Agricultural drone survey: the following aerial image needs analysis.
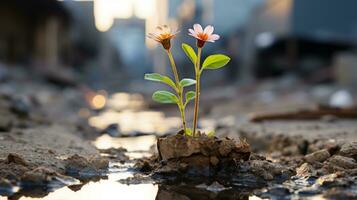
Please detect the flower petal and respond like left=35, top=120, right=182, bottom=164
left=189, top=33, right=200, bottom=40
left=193, top=24, right=203, bottom=33
left=188, top=29, right=197, bottom=37
left=208, top=34, right=220, bottom=41
left=204, top=25, right=214, bottom=35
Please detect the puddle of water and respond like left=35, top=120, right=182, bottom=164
left=94, top=134, right=156, bottom=152
left=17, top=183, right=158, bottom=200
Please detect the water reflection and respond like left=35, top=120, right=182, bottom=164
left=88, top=92, right=180, bottom=135
left=18, top=183, right=158, bottom=200
left=89, top=110, right=180, bottom=135
left=94, top=134, right=156, bottom=152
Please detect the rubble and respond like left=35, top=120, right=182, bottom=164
left=21, top=167, right=78, bottom=187
left=5, top=153, right=28, bottom=166
left=327, top=155, right=357, bottom=169
left=157, top=133, right=251, bottom=162
left=64, top=154, right=109, bottom=178
left=339, top=142, right=357, bottom=160
left=305, top=149, right=330, bottom=163
left=249, top=160, right=287, bottom=181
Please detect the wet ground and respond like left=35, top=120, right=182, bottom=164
left=0, top=68, right=357, bottom=199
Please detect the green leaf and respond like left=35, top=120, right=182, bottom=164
left=207, top=130, right=215, bottom=137
left=179, top=78, right=196, bottom=88
left=144, top=73, right=177, bottom=91
left=182, top=43, right=197, bottom=64
left=185, top=91, right=196, bottom=103
left=152, top=91, right=178, bottom=104
left=185, top=128, right=193, bottom=136
left=202, top=54, right=230, bottom=70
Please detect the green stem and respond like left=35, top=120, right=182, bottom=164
left=192, top=48, right=202, bottom=137
left=166, top=50, right=187, bottom=133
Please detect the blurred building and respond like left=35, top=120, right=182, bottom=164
left=241, top=0, right=357, bottom=84
left=0, top=0, right=70, bottom=69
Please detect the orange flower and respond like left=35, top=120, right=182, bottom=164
left=188, top=24, right=220, bottom=48
left=147, top=25, right=179, bottom=50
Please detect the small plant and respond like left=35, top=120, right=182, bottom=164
left=146, top=25, right=196, bottom=135
left=146, top=24, right=230, bottom=137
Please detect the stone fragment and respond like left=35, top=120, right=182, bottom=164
left=5, top=153, right=28, bottom=166
left=89, top=156, right=109, bottom=170
left=21, top=167, right=78, bottom=186
left=339, top=142, right=357, bottom=160
left=305, top=149, right=330, bottom=163
left=328, top=155, right=357, bottom=169
left=64, top=154, right=109, bottom=176
left=210, top=156, right=219, bottom=166
left=249, top=160, right=285, bottom=181
left=296, top=163, right=316, bottom=177
left=218, top=138, right=236, bottom=156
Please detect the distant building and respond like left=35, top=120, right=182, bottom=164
left=241, top=0, right=357, bottom=83
left=0, top=0, right=70, bottom=69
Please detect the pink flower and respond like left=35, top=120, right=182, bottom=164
left=188, top=24, right=220, bottom=47
left=147, top=25, right=179, bottom=50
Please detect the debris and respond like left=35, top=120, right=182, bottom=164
left=339, top=142, right=357, bottom=160
left=327, top=155, right=357, bottom=169
left=157, top=134, right=250, bottom=162
left=64, top=154, right=109, bottom=178
left=296, top=163, right=316, bottom=178
left=5, top=153, right=28, bottom=166
left=21, top=167, right=78, bottom=187
left=305, top=149, right=330, bottom=163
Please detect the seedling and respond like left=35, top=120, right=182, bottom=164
left=146, top=25, right=196, bottom=135
left=184, top=24, right=230, bottom=136
left=146, top=24, right=230, bottom=137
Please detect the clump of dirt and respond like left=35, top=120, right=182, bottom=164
left=21, top=167, right=78, bottom=187
left=133, top=132, right=293, bottom=188
left=0, top=153, right=33, bottom=182
left=64, top=154, right=109, bottom=180
left=156, top=132, right=250, bottom=175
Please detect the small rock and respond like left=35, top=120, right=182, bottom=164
left=210, top=156, right=219, bottom=166
left=5, top=153, right=28, bottom=166
left=339, top=142, right=357, bottom=160
left=316, top=173, right=349, bottom=188
left=64, top=154, right=109, bottom=176
left=218, top=138, right=236, bottom=156
left=296, top=163, right=316, bottom=177
left=305, top=149, right=330, bottom=163
left=21, top=167, right=78, bottom=186
left=328, top=155, right=357, bottom=169
left=21, top=167, right=56, bottom=184
left=250, top=160, right=285, bottom=181
left=89, top=156, right=109, bottom=170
